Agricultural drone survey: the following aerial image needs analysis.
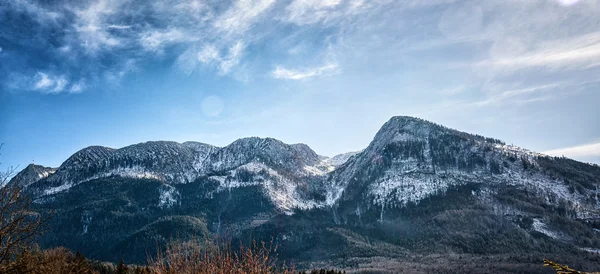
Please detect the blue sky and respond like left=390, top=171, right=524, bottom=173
left=1, top=0, right=600, bottom=172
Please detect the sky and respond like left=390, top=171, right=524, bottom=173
left=1, top=0, right=600, bottom=172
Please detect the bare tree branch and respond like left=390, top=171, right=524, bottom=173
left=0, top=145, right=44, bottom=266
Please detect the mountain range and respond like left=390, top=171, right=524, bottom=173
left=10, top=116, right=600, bottom=272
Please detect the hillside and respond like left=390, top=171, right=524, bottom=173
left=13, top=116, right=600, bottom=272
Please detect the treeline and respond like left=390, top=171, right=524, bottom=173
left=1, top=241, right=346, bottom=274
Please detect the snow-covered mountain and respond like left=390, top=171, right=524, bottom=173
left=328, top=116, right=600, bottom=223
left=8, top=164, right=56, bottom=188
left=25, top=137, right=355, bottom=212
left=22, top=116, right=600, bottom=217
left=18, top=116, right=600, bottom=266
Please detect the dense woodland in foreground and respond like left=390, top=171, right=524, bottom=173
left=0, top=178, right=596, bottom=273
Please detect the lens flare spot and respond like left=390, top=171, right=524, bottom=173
left=201, top=95, right=224, bottom=117
left=556, top=0, right=580, bottom=6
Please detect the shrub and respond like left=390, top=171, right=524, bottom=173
left=149, top=239, right=295, bottom=274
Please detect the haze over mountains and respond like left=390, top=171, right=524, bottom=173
left=10, top=116, right=600, bottom=271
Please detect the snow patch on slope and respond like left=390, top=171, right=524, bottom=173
left=44, top=183, right=73, bottom=196
left=210, top=162, right=323, bottom=214
left=369, top=173, right=453, bottom=206
left=159, top=184, right=179, bottom=208
left=532, top=218, right=570, bottom=240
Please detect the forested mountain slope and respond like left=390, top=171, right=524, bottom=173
left=12, top=116, right=600, bottom=272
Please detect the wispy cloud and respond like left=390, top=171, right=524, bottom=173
left=479, top=32, right=600, bottom=72
left=272, top=63, right=339, bottom=80
left=195, top=41, right=246, bottom=75
left=72, top=0, right=126, bottom=53
left=283, top=0, right=342, bottom=25
left=69, top=80, right=85, bottom=93
left=140, top=29, right=194, bottom=52
left=6, top=0, right=63, bottom=24
left=3, top=0, right=600, bottom=97
left=105, top=59, right=137, bottom=84
left=33, top=72, right=54, bottom=90
left=52, top=76, right=68, bottom=93
left=214, top=0, right=275, bottom=34
left=544, top=141, right=600, bottom=158
left=473, top=84, right=560, bottom=106
left=32, top=72, right=71, bottom=94
left=107, top=24, right=131, bottom=30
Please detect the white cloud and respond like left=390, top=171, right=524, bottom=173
left=439, top=85, right=469, bottom=95
left=107, top=24, right=131, bottom=30
left=73, top=0, right=125, bottom=53
left=284, top=0, right=342, bottom=25
left=556, top=0, right=581, bottom=6
left=105, top=59, right=137, bottom=83
left=33, top=72, right=53, bottom=89
left=7, top=0, right=62, bottom=24
left=219, top=41, right=245, bottom=74
left=544, top=142, right=600, bottom=158
left=32, top=72, right=71, bottom=93
left=198, top=45, right=220, bottom=64
left=214, top=0, right=275, bottom=33
left=196, top=41, right=246, bottom=75
left=69, top=80, right=85, bottom=93
left=477, top=32, right=600, bottom=72
left=151, top=0, right=213, bottom=28
left=473, top=83, right=560, bottom=106
left=140, top=29, right=193, bottom=52
left=52, top=76, right=68, bottom=93
left=272, top=63, right=339, bottom=80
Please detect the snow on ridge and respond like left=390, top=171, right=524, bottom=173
left=369, top=173, right=453, bottom=207
left=44, top=183, right=73, bottom=196
left=309, top=151, right=361, bottom=176
left=41, top=166, right=169, bottom=196
left=99, top=166, right=164, bottom=181
left=494, top=144, right=545, bottom=158
left=580, top=247, right=600, bottom=254
left=326, top=184, right=345, bottom=206
left=303, top=164, right=328, bottom=176
left=532, top=218, right=570, bottom=240
left=159, top=184, right=179, bottom=208
left=210, top=162, right=324, bottom=214
left=324, top=151, right=361, bottom=167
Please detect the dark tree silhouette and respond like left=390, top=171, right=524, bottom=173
left=0, top=144, right=44, bottom=266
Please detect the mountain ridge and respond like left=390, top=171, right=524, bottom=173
left=11, top=116, right=600, bottom=270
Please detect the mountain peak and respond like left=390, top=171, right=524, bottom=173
left=7, top=163, right=56, bottom=188
left=59, top=146, right=115, bottom=168
left=380, top=116, right=439, bottom=134
left=388, top=115, right=427, bottom=122
left=290, top=143, right=321, bottom=161
left=378, top=116, right=505, bottom=145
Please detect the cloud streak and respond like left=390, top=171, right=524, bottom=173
left=479, top=32, right=600, bottom=72
left=2, top=0, right=600, bottom=99
left=214, top=0, right=275, bottom=34
left=195, top=41, right=246, bottom=75
left=544, top=142, right=600, bottom=158
left=32, top=72, right=80, bottom=94
left=140, top=29, right=194, bottom=52
left=272, top=63, right=340, bottom=80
